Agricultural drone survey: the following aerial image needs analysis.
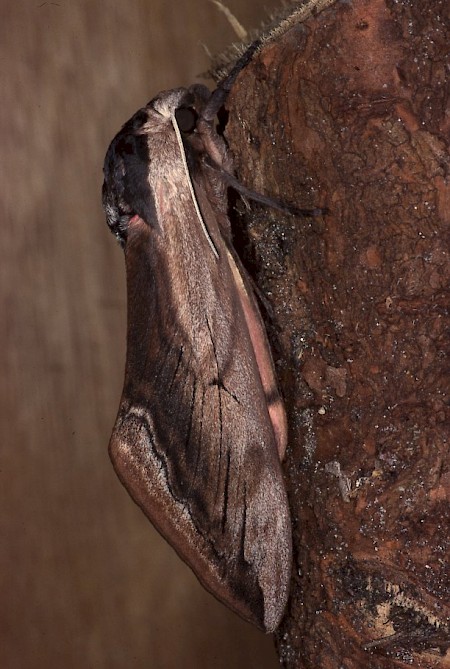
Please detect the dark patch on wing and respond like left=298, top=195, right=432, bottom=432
left=209, top=378, right=240, bottom=404
left=265, top=387, right=282, bottom=407
left=221, top=450, right=231, bottom=533
left=168, top=345, right=184, bottom=392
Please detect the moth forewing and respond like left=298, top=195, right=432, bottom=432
left=103, top=53, right=292, bottom=632
left=111, top=206, right=292, bottom=632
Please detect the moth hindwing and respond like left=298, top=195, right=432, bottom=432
left=102, top=43, right=292, bottom=633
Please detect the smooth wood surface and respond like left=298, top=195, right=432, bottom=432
left=0, top=1, right=281, bottom=667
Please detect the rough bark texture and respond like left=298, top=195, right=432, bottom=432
left=225, top=0, right=449, bottom=667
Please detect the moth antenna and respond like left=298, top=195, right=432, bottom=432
left=171, top=114, right=219, bottom=258
left=201, top=39, right=261, bottom=122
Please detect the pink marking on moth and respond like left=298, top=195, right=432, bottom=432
left=226, top=249, right=288, bottom=460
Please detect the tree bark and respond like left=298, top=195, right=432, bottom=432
left=224, top=0, right=449, bottom=666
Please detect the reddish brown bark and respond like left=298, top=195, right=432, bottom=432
left=225, top=0, right=449, bottom=667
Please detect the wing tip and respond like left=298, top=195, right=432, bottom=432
left=107, top=413, right=292, bottom=634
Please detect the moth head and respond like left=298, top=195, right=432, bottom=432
left=150, top=85, right=209, bottom=128
left=102, top=85, right=212, bottom=246
left=102, top=107, right=157, bottom=246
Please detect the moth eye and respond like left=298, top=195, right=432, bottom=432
left=132, top=109, right=148, bottom=128
left=175, top=106, right=198, bottom=134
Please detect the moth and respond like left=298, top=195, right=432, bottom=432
left=102, top=42, right=316, bottom=632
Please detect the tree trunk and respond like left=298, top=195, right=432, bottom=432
left=224, top=0, right=449, bottom=666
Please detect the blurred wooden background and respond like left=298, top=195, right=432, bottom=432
left=0, top=1, right=282, bottom=667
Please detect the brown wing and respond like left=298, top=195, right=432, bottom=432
left=110, top=210, right=292, bottom=632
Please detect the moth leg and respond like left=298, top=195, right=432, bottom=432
left=204, top=157, right=329, bottom=217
